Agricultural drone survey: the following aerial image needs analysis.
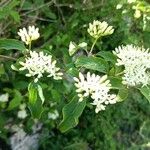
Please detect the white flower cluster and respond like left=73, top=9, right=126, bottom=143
left=114, top=45, right=150, bottom=86
left=74, top=72, right=117, bottom=113
left=87, top=20, right=114, bottom=39
left=19, top=51, right=63, bottom=82
left=18, top=26, right=40, bottom=45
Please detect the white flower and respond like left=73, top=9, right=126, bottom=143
left=74, top=72, right=117, bottom=113
left=19, top=51, right=63, bottom=82
left=122, top=65, right=150, bottom=86
left=114, top=45, right=149, bottom=67
left=122, top=9, right=128, bottom=14
left=134, top=9, right=141, bottom=18
left=92, top=94, right=116, bottom=113
left=0, top=93, right=9, bottom=102
left=48, top=110, right=59, bottom=120
left=114, top=45, right=150, bottom=86
left=87, top=20, right=114, bottom=39
left=128, top=0, right=136, bottom=4
left=116, top=4, right=123, bottom=10
left=18, top=26, right=40, bottom=45
left=17, top=104, right=27, bottom=119
left=17, top=110, right=27, bottom=119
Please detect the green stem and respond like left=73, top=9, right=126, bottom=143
left=116, top=71, right=124, bottom=76
left=29, top=42, right=32, bottom=51
left=89, top=38, right=98, bottom=56
left=83, top=48, right=88, bottom=55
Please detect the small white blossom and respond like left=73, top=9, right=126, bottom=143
left=0, top=93, right=9, bottom=102
left=134, top=9, right=141, bottom=18
left=116, top=4, right=123, bottom=10
left=18, top=26, right=40, bottom=45
left=74, top=72, right=117, bottom=113
left=19, top=51, right=63, bottom=82
left=92, top=94, right=117, bottom=113
left=48, top=110, right=59, bottom=120
left=122, top=9, right=128, bottom=14
left=114, top=45, right=150, bottom=86
left=17, top=104, right=27, bottom=119
left=128, top=0, right=136, bottom=4
left=17, top=110, right=27, bottom=119
left=87, top=20, right=114, bottom=39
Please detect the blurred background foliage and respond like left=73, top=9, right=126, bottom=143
left=0, top=0, right=150, bottom=149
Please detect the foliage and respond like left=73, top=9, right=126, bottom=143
left=0, top=0, right=150, bottom=149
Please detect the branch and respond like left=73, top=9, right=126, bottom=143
left=0, top=55, right=17, bottom=61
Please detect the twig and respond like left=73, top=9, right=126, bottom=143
left=19, top=0, right=26, bottom=12
left=53, top=0, right=66, bottom=25
left=116, top=71, right=124, bottom=76
left=0, top=55, right=17, bottom=61
left=0, top=21, right=12, bottom=36
left=88, top=38, right=98, bottom=56
left=27, top=15, right=55, bottom=22
left=0, top=0, right=11, bottom=7
left=21, top=0, right=53, bottom=16
left=56, top=3, right=102, bottom=11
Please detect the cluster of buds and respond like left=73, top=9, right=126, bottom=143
left=87, top=20, right=114, bottom=39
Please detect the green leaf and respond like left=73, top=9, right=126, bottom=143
left=59, top=96, right=86, bottom=133
left=13, top=81, right=28, bottom=90
left=67, top=67, right=79, bottom=77
left=51, top=89, right=61, bottom=102
left=7, top=0, right=20, bottom=9
left=75, top=56, right=108, bottom=73
left=96, top=51, right=117, bottom=64
left=139, top=86, right=150, bottom=103
left=64, top=142, right=88, bottom=150
left=0, top=0, right=20, bottom=20
left=7, top=90, right=22, bottom=110
left=0, top=39, right=26, bottom=51
left=37, top=85, right=45, bottom=104
left=10, top=10, right=20, bottom=23
left=140, top=120, right=150, bottom=139
left=69, top=41, right=78, bottom=56
left=108, top=76, right=128, bottom=102
left=0, top=113, right=7, bottom=129
left=28, top=82, right=38, bottom=104
left=108, top=76, right=124, bottom=89
left=28, top=99, right=44, bottom=119
left=116, top=88, right=128, bottom=102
